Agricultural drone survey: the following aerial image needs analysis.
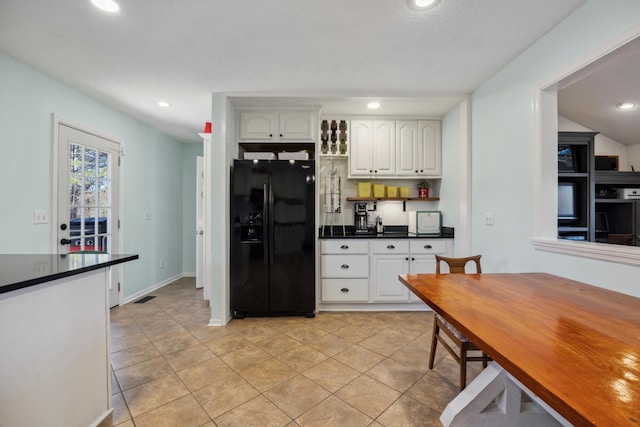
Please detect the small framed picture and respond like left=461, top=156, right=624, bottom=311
left=558, top=145, right=576, bottom=172
left=416, top=211, right=441, bottom=235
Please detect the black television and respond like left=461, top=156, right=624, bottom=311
left=558, top=182, right=577, bottom=222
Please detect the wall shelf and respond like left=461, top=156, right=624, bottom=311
left=346, top=197, right=440, bottom=202
left=346, top=196, right=439, bottom=212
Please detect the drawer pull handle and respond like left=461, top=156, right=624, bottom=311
left=387, top=244, right=395, bottom=249
left=424, top=245, right=432, bottom=249
left=340, top=245, right=349, bottom=249
left=341, top=288, right=349, bottom=293
left=341, top=264, right=349, bottom=269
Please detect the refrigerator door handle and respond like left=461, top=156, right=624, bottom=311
left=263, top=184, right=268, bottom=265
left=269, top=184, right=275, bottom=265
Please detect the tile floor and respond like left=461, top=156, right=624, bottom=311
left=108, top=277, right=483, bottom=427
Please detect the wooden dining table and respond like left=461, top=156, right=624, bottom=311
left=399, top=272, right=640, bottom=427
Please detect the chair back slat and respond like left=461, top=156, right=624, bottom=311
left=435, top=255, right=482, bottom=274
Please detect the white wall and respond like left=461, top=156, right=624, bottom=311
left=0, top=52, right=199, bottom=299
left=470, top=0, right=640, bottom=295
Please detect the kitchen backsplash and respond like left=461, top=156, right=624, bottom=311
left=318, top=157, right=441, bottom=227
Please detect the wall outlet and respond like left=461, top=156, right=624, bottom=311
left=484, top=211, right=494, bottom=226
left=34, top=210, right=48, bottom=224
left=160, top=258, right=165, bottom=269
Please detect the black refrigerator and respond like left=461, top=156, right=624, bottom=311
left=230, top=159, right=316, bottom=318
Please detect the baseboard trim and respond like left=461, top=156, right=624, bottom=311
left=208, top=318, right=223, bottom=326
left=122, top=273, right=185, bottom=305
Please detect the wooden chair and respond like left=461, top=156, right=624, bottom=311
left=607, top=233, right=635, bottom=246
left=429, top=255, right=492, bottom=390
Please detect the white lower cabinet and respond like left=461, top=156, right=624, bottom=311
left=372, top=255, right=410, bottom=302
left=320, top=240, right=370, bottom=303
left=320, top=238, right=451, bottom=306
left=322, top=279, right=369, bottom=302
left=371, top=240, right=410, bottom=302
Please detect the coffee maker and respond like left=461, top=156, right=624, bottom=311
left=354, top=202, right=369, bottom=233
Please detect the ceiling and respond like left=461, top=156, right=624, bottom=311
left=558, top=36, right=640, bottom=146
left=0, top=0, right=589, bottom=143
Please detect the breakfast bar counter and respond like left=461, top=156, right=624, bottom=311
left=0, top=253, right=138, bottom=427
left=0, top=253, right=139, bottom=294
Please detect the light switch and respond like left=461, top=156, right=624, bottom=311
left=34, top=210, right=48, bottom=224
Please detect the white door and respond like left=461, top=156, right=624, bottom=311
left=57, top=123, right=121, bottom=307
left=196, top=156, right=204, bottom=289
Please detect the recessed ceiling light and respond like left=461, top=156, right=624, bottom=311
left=91, top=0, right=120, bottom=13
left=617, top=102, right=636, bottom=111
left=407, top=0, right=441, bottom=11
left=157, top=101, right=171, bottom=108
left=367, top=102, right=381, bottom=109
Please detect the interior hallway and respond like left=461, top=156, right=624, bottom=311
left=108, top=278, right=482, bottom=426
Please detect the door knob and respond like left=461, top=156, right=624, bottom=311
left=60, top=238, right=70, bottom=245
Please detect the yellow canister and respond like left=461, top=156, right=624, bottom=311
left=373, top=184, right=385, bottom=198
left=358, top=182, right=371, bottom=197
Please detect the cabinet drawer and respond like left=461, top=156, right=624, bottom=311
left=321, top=240, right=369, bottom=254
left=372, top=240, right=409, bottom=254
left=322, top=279, right=369, bottom=302
left=409, top=240, right=447, bottom=255
left=321, top=255, right=369, bottom=278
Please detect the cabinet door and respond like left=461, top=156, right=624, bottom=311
left=408, top=256, right=436, bottom=303
left=240, top=112, right=276, bottom=140
left=372, top=121, right=396, bottom=176
left=372, top=255, right=409, bottom=302
left=279, top=112, right=314, bottom=141
left=349, top=120, right=375, bottom=176
left=418, top=120, right=441, bottom=177
left=396, top=120, right=419, bottom=176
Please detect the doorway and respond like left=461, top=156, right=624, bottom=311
left=55, top=120, right=122, bottom=307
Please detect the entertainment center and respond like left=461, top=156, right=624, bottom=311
left=557, top=131, right=640, bottom=245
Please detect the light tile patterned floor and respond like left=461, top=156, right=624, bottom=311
left=108, top=277, right=484, bottom=427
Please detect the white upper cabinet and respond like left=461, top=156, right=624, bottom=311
left=418, top=120, right=441, bottom=177
left=351, top=119, right=440, bottom=179
left=349, top=120, right=396, bottom=177
left=279, top=112, right=314, bottom=140
left=239, top=111, right=315, bottom=141
left=396, top=120, right=441, bottom=177
left=396, top=120, right=419, bottom=176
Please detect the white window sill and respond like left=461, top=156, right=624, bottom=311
left=532, top=238, right=640, bottom=266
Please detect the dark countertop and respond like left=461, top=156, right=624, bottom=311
left=0, top=253, right=139, bottom=294
left=319, top=226, right=454, bottom=239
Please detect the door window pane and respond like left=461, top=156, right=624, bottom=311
left=84, top=178, right=96, bottom=205
left=70, top=144, right=82, bottom=174
left=98, top=152, right=109, bottom=177
left=84, top=148, right=96, bottom=177
left=98, top=177, right=109, bottom=206
left=70, top=175, right=82, bottom=206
